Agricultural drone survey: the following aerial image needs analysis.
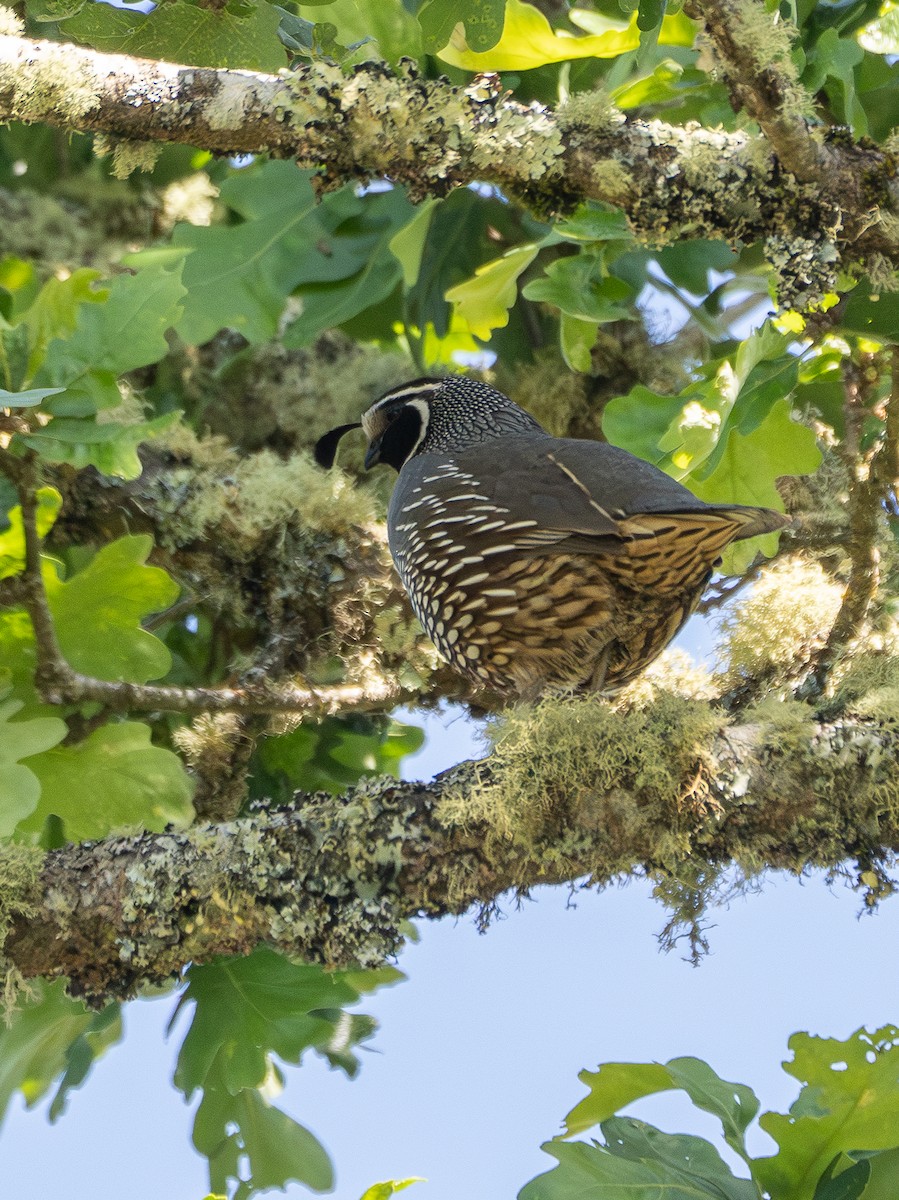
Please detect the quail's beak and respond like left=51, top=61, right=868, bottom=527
left=364, top=438, right=382, bottom=470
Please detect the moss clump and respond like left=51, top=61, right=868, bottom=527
left=830, top=654, right=899, bottom=721
left=716, top=555, right=844, bottom=690
left=491, top=355, right=590, bottom=437
left=557, top=90, right=621, bottom=136
left=439, top=692, right=723, bottom=868
left=0, top=843, right=44, bottom=1021
left=94, top=137, right=162, bottom=181
left=198, top=333, right=415, bottom=460
left=157, top=429, right=381, bottom=540
left=0, top=5, right=24, bottom=34
left=720, top=0, right=814, bottom=121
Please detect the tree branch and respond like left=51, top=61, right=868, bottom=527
left=5, top=705, right=898, bottom=1002
left=690, top=0, right=822, bottom=184
left=13, top=459, right=418, bottom=716
left=801, top=356, right=884, bottom=696
left=0, top=32, right=897, bottom=275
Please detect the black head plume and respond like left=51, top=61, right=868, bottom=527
left=314, top=422, right=362, bottom=469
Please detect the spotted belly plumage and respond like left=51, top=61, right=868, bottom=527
left=388, top=458, right=732, bottom=697
left=315, top=376, right=789, bottom=700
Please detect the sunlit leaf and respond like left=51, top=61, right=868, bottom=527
left=438, top=0, right=639, bottom=70
left=418, top=0, right=504, bottom=52
left=757, top=1027, right=899, bottom=1200
left=445, top=243, right=540, bottom=339
left=0, top=487, right=61, bottom=579
left=61, top=0, right=286, bottom=71
left=0, top=698, right=67, bottom=836
left=21, top=721, right=193, bottom=839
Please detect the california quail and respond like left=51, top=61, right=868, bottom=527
left=315, top=376, right=789, bottom=698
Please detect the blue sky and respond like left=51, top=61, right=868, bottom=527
left=5, top=697, right=899, bottom=1200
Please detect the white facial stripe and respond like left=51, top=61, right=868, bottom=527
left=369, top=381, right=443, bottom=412
left=406, top=399, right=430, bottom=459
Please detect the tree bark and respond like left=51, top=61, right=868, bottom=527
left=6, top=711, right=897, bottom=1003
left=0, top=32, right=897, bottom=272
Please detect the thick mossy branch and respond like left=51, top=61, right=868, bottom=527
left=0, top=34, right=897, bottom=281
left=6, top=697, right=899, bottom=1003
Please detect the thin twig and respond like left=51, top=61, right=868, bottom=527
left=14, top=464, right=415, bottom=717
left=687, top=0, right=821, bottom=182
left=800, top=356, right=884, bottom=697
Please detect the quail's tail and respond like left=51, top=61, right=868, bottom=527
left=720, top=506, right=792, bottom=541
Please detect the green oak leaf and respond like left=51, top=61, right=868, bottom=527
left=0, top=698, right=67, bottom=836
left=564, top=1056, right=758, bottom=1162
left=61, top=0, right=285, bottom=71
left=194, top=1069, right=334, bottom=1199
left=756, top=1027, right=899, bottom=1200
left=359, top=1181, right=424, bottom=1200
left=637, top=0, right=666, bottom=33
left=554, top=206, right=633, bottom=245
left=173, top=949, right=402, bottom=1197
left=46, top=534, right=179, bottom=683
left=284, top=187, right=415, bottom=345
left=439, top=0, right=640, bottom=70
left=35, top=259, right=185, bottom=400
left=840, top=281, right=899, bottom=344
left=166, top=163, right=322, bottom=344
left=388, top=199, right=440, bottom=288
left=860, top=1147, right=899, bottom=1200
left=0, top=980, right=121, bottom=1128
left=418, top=0, right=504, bottom=53
left=297, top=0, right=422, bottom=64
left=559, top=313, right=597, bottom=373
left=802, top=29, right=866, bottom=134
left=445, top=243, right=540, bottom=339
left=173, top=947, right=401, bottom=1099
left=19, top=412, right=180, bottom=479
left=21, top=721, right=194, bottom=839
left=406, top=187, right=535, bottom=340
left=655, top=239, right=738, bottom=294
left=689, top=398, right=820, bottom=571
left=522, top=256, right=635, bottom=323
left=18, top=268, right=106, bottom=381
left=0, top=487, right=61, bottom=579
left=521, top=1120, right=758, bottom=1200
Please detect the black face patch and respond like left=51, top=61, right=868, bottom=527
left=367, top=404, right=425, bottom=472
left=313, top=422, right=362, bottom=469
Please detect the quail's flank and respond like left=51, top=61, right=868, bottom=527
left=315, top=377, right=789, bottom=699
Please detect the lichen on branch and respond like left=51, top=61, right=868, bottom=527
left=5, top=691, right=899, bottom=1003
left=0, top=32, right=898, bottom=285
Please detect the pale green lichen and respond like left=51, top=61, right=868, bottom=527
left=0, top=43, right=101, bottom=122
left=716, top=555, right=844, bottom=690
left=472, top=103, right=565, bottom=183
left=557, top=89, right=621, bottom=136
left=95, top=138, right=163, bottom=181
left=0, top=843, right=44, bottom=1022
left=0, top=5, right=24, bottom=35
left=439, top=692, right=723, bottom=861
left=591, top=158, right=635, bottom=203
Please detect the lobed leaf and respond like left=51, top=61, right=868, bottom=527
left=438, top=0, right=640, bottom=70
left=19, top=721, right=194, bottom=840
